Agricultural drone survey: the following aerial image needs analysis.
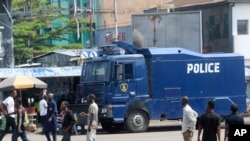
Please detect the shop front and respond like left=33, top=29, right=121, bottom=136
left=0, top=66, right=82, bottom=131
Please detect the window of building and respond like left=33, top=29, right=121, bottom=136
left=237, top=20, right=248, bottom=35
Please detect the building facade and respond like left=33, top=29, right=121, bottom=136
left=232, top=2, right=250, bottom=66
left=96, top=0, right=165, bottom=29
left=173, top=0, right=250, bottom=66
left=3, top=0, right=250, bottom=66
left=99, top=0, right=250, bottom=66
left=39, top=0, right=164, bottom=47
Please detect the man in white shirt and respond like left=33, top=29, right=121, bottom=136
left=80, top=94, right=98, bottom=141
left=39, top=95, right=48, bottom=128
left=181, top=96, right=198, bottom=141
left=0, top=90, right=17, bottom=140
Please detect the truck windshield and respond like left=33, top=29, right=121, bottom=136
left=83, top=61, right=109, bottom=82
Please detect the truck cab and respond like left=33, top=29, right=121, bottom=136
left=79, top=50, right=150, bottom=132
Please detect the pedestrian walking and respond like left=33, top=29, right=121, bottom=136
left=44, top=93, right=58, bottom=141
left=224, top=103, right=244, bottom=141
left=60, top=101, right=76, bottom=141
left=181, top=96, right=198, bottom=141
left=39, top=95, right=48, bottom=131
left=11, top=98, right=30, bottom=141
left=0, top=90, right=17, bottom=140
left=80, top=94, right=98, bottom=141
left=197, top=100, right=221, bottom=141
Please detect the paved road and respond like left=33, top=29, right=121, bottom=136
left=1, top=128, right=225, bottom=141
left=1, top=117, right=249, bottom=141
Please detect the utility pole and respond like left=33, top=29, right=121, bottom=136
left=114, top=0, right=118, bottom=41
left=89, top=0, right=94, bottom=48
left=73, top=0, right=94, bottom=48
left=0, top=0, right=14, bottom=68
left=0, top=26, right=4, bottom=68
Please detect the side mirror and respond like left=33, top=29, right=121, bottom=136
left=116, top=64, right=123, bottom=81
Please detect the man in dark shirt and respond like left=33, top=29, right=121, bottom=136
left=60, top=101, right=76, bottom=141
left=44, top=93, right=58, bottom=141
left=198, top=100, right=221, bottom=141
left=224, top=103, right=244, bottom=141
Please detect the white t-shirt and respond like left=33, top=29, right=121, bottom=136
left=39, top=99, right=48, bottom=116
left=182, top=104, right=198, bottom=133
left=3, top=96, right=15, bottom=118
left=88, top=102, right=98, bottom=129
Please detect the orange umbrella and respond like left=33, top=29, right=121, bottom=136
left=0, top=75, right=47, bottom=99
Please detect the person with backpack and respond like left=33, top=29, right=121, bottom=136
left=11, top=98, right=30, bottom=141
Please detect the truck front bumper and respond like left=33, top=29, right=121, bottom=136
left=99, top=104, right=126, bottom=123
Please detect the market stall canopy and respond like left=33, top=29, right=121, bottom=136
left=0, top=66, right=82, bottom=79
left=0, top=75, right=47, bottom=91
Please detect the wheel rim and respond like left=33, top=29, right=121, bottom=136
left=132, top=113, right=144, bottom=127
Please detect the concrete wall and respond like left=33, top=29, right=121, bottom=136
left=232, top=3, right=250, bottom=66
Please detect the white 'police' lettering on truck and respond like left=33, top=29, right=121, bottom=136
left=187, top=62, right=220, bottom=74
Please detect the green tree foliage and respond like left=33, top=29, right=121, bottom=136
left=12, top=0, right=90, bottom=65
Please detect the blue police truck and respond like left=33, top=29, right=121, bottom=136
left=76, top=41, right=246, bottom=133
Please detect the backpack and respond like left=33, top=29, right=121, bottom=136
left=23, top=111, right=29, bottom=127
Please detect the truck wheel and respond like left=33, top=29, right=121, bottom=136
left=101, top=122, right=124, bottom=133
left=126, top=110, right=149, bottom=132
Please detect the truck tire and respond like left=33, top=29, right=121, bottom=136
left=101, top=122, right=124, bottom=133
left=126, top=110, right=149, bottom=132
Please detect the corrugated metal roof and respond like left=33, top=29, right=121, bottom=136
left=146, top=0, right=226, bottom=11
left=149, top=0, right=250, bottom=11
left=32, top=49, right=98, bottom=59
left=170, top=0, right=225, bottom=8
left=174, top=0, right=250, bottom=8
left=53, top=49, right=80, bottom=57
left=15, top=63, right=42, bottom=68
